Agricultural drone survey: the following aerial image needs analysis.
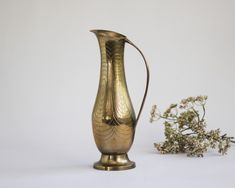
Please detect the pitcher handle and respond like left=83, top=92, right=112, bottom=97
left=125, top=38, right=150, bottom=125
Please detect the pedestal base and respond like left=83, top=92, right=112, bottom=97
left=93, top=154, right=136, bottom=171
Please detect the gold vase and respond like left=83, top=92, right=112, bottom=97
left=91, top=29, right=150, bottom=170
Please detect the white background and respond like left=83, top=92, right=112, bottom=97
left=0, top=0, right=235, bottom=187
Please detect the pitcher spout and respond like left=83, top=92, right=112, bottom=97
left=90, top=29, right=126, bottom=40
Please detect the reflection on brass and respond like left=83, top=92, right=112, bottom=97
left=91, top=29, right=150, bottom=170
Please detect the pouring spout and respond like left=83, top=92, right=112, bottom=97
left=90, top=29, right=126, bottom=40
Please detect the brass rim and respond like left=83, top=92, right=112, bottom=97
left=90, top=29, right=126, bottom=40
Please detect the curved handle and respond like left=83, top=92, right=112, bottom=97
left=125, top=38, right=150, bottom=125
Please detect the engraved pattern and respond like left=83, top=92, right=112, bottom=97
left=92, top=32, right=136, bottom=154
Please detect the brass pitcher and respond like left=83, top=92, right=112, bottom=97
left=91, top=29, right=150, bottom=170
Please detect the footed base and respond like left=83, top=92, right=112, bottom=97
left=93, top=154, right=136, bottom=171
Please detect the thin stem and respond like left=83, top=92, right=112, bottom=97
left=160, top=116, right=177, bottom=121
left=201, top=105, right=206, bottom=121
left=191, top=107, right=201, bottom=126
left=221, top=134, right=235, bottom=143
left=181, top=127, right=191, bottom=133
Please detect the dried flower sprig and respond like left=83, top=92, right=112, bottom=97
left=150, top=96, right=234, bottom=157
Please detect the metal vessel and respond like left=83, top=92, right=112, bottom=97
left=91, top=29, right=150, bottom=170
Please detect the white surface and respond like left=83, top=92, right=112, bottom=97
left=0, top=0, right=235, bottom=187
left=1, top=148, right=235, bottom=188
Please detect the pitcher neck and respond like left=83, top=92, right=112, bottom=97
left=91, top=30, right=127, bottom=67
